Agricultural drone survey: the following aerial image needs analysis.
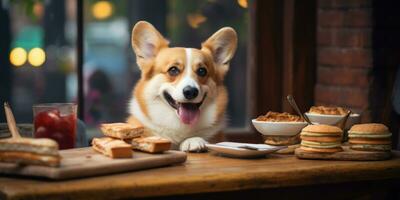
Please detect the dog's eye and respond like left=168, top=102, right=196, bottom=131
left=196, top=67, right=207, bottom=77
left=168, top=66, right=180, bottom=76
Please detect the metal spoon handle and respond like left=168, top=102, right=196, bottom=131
left=336, top=110, right=351, bottom=130
left=286, top=95, right=312, bottom=125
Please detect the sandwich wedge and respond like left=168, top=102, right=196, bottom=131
left=0, top=137, right=60, bottom=167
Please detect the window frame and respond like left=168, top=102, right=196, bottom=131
left=77, top=0, right=84, bottom=120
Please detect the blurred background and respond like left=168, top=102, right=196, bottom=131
left=0, top=0, right=399, bottom=148
left=0, top=0, right=250, bottom=139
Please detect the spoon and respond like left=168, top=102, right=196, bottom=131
left=336, top=110, right=352, bottom=130
left=286, top=95, right=313, bottom=125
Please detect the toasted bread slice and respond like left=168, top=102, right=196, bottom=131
left=349, top=137, right=392, bottom=145
left=131, top=136, right=171, bottom=153
left=0, top=137, right=60, bottom=167
left=0, top=138, right=59, bottom=156
left=0, top=151, right=60, bottom=167
left=300, top=146, right=343, bottom=153
left=350, top=144, right=392, bottom=152
left=92, top=137, right=132, bottom=158
left=100, top=123, right=144, bottom=139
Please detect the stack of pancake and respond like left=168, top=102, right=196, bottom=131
left=348, top=123, right=391, bottom=152
left=300, top=125, right=343, bottom=153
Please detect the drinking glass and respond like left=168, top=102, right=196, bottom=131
left=33, top=103, right=77, bottom=149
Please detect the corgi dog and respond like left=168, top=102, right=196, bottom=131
left=127, top=21, right=237, bottom=152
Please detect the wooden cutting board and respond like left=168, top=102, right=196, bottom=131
left=295, top=146, right=392, bottom=161
left=0, top=147, right=187, bottom=180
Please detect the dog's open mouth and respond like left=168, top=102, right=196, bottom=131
left=163, top=91, right=206, bottom=125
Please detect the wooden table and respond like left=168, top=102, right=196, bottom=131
left=1, top=152, right=400, bottom=200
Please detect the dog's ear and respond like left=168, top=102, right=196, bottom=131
left=201, top=27, right=237, bottom=79
left=131, top=21, right=169, bottom=70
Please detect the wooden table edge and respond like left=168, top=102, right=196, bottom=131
left=1, top=153, right=400, bottom=200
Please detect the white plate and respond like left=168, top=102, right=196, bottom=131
left=206, top=142, right=285, bottom=158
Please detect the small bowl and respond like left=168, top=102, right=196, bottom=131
left=252, top=119, right=308, bottom=136
left=305, top=112, right=344, bottom=125
left=305, top=113, right=360, bottom=129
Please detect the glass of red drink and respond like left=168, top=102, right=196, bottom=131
left=33, top=103, right=77, bottom=150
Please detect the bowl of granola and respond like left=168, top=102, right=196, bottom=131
left=252, top=111, right=308, bottom=136
left=305, top=106, right=360, bottom=128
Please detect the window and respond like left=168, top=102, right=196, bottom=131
left=1, top=0, right=252, bottom=140
left=83, top=0, right=251, bottom=137
left=1, top=0, right=77, bottom=123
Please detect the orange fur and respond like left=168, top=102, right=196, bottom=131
left=215, top=86, right=228, bottom=122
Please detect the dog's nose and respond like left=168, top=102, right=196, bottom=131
left=183, top=86, right=199, bottom=100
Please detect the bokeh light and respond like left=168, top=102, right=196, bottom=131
left=28, top=48, right=46, bottom=67
left=92, top=1, right=113, bottom=20
left=237, top=0, right=248, bottom=8
left=9, top=47, right=27, bottom=67
left=187, top=13, right=207, bottom=29
left=33, top=2, right=44, bottom=18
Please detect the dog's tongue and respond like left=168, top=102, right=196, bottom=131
left=178, top=103, right=200, bottom=125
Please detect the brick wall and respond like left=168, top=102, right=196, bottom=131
left=315, top=0, right=373, bottom=121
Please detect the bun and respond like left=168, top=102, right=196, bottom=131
left=302, top=124, right=342, bottom=134
left=300, top=146, right=342, bottom=153
left=349, top=123, right=389, bottom=134
left=350, top=144, right=391, bottom=152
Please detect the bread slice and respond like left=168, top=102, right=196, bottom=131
left=300, top=146, right=343, bottom=153
left=301, top=124, right=343, bottom=135
left=131, top=136, right=171, bottom=153
left=0, top=151, right=60, bottom=167
left=0, top=138, right=59, bottom=156
left=350, top=144, right=391, bottom=152
left=92, top=137, right=132, bottom=158
left=100, top=123, right=144, bottom=139
left=0, top=137, right=60, bottom=167
left=349, top=123, right=390, bottom=134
